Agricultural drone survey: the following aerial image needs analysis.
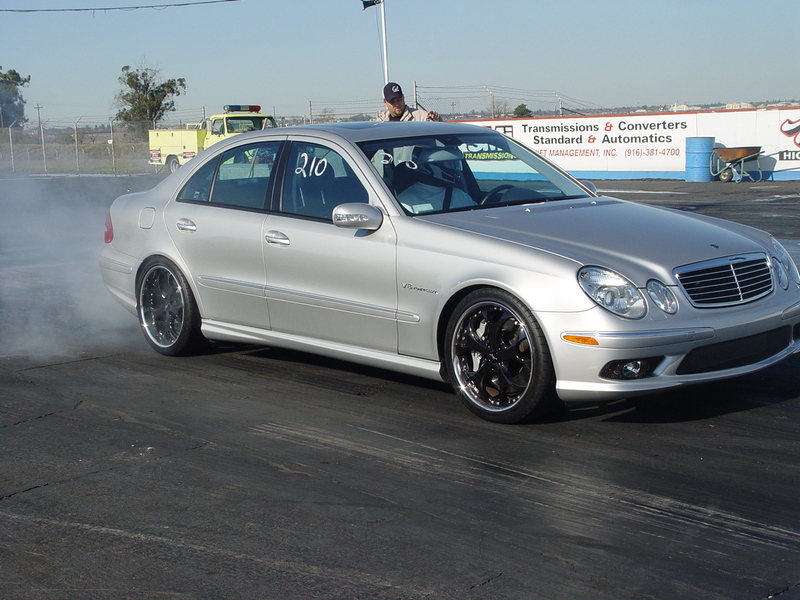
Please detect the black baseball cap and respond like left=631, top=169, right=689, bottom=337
left=383, top=82, right=403, bottom=102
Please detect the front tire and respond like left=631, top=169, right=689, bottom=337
left=444, top=289, right=557, bottom=424
left=137, top=258, right=204, bottom=356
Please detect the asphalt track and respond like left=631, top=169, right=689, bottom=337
left=1, top=174, right=799, bottom=600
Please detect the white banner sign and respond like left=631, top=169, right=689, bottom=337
left=464, top=107, right=800, bottom=180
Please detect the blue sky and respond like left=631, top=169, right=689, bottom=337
left=2, top=0, right=798, bottom=125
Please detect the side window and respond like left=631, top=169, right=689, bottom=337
left=177, top=157, right=218, bottom=203
left=176, top=141, right=280, bottom=210
left=211, top=119, right=224, bottom=135
left=280, top=142, right=368, bottom=220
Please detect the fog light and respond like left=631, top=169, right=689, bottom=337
left=600, top=357, right=663, bottom=380
left=622, top=361, right=646, bottom=379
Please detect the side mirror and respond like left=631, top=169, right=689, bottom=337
left=579, top=180, right=597, bottom=194
left=332, top=203, right=384, bottom=231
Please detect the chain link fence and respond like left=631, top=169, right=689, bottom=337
left=412, top=85, right=605, bottom=120
left=0, top=122, right=152, bottom=175
left=0, top=110, right=305, bottom=175
left=308, top=85, right=610, bottom=124
left=307, top=99, right=382, bottom=124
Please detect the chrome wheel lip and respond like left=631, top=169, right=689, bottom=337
left=139, top=265, right=185, bottom=349
left=450, top=300, right=534, bottom=414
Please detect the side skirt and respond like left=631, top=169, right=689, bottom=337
left=201, top=320, right=446, bottom=382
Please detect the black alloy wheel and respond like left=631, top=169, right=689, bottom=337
left=137, top=258, right=204, bottom=356
left=445, top=288, right=556, bottom=424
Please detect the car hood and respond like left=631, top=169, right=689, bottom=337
left=422, top=196, right=770, bottom=284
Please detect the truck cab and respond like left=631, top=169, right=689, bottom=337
left=208, top=105, right=277, bottom=138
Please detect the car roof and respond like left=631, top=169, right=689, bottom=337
left=254, top=121, right=494, bottom=144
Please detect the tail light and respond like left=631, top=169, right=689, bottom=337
left=104, top=211, right=114, bottom=243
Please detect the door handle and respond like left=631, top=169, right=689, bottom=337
left=265, top=230, right=290, bottom=247
left=176, top=218, right=197, bottom=232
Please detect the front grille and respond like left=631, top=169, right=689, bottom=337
left=675, top=253, right=772, bottom=308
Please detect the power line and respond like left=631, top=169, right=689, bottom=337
left=0, top=0, right=241, bottom=13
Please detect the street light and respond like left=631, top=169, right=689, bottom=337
left=363, top=0, right=389, bottom=84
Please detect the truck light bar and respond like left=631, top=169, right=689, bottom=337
left=224, top=105, right=261, bottom=112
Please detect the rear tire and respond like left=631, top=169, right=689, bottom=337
left=166, top=155, right=180, bottom=173
left=137, top=257, right=205, bottom=356
left=444, top=288, right=557, bottom=424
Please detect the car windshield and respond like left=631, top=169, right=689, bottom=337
left=226, top=116, right=265, bottom=133
left=358, top=131, right=591, bottom=215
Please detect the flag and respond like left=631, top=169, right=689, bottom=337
left=362, top=0, right=381, bottom=9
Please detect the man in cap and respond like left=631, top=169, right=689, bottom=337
left=378, top=82, right=441, bottom=122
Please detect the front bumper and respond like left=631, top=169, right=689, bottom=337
left=546, top=299, right=800, bottom=403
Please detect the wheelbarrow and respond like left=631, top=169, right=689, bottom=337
left=710, top=146, right=763, bottom=183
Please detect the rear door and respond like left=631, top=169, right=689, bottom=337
left=164, top=140, right=281, bottom=328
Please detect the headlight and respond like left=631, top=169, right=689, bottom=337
left=771, top=237, right=800, bottom=286
left=772, top=257, right=790, bottom=290
left=578, top=267, right=646, bottom=319
left=646, top=280, right=678, bottom=314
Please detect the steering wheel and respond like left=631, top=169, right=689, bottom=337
left=479, top=184, right=515, bottom=205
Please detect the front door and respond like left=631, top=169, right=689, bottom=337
left=263, top=139, right=399, bottom=352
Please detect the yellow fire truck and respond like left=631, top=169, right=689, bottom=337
left=148, top=105, right=278, bottom=172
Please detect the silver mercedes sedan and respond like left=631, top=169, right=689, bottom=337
left=100, top=121, right=800, bottom=423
